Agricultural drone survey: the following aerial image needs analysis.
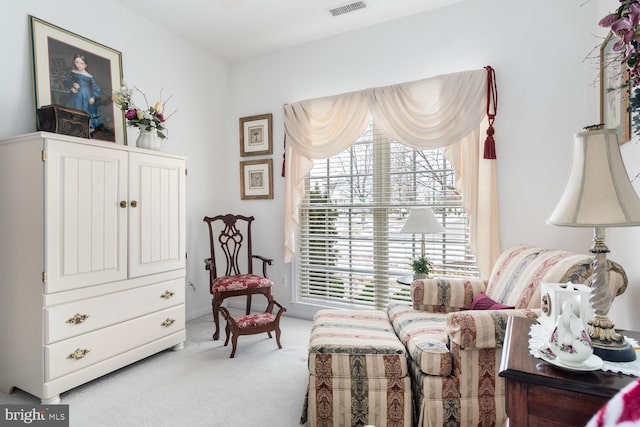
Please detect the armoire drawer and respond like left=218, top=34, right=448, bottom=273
left=45, top=279, right=184, bottom=344
left=45, top=305, right=184, bottom=382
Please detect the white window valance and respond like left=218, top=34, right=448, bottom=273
left=283, top=68, right=501, bottom=277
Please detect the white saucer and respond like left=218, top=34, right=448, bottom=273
left=536, top=346, right=604, bottom=372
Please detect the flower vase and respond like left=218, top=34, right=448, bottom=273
left=136, top=130, right=163, bottom=150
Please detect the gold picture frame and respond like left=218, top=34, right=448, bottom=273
left=240, top=159, right=273, bottom=200
left=600, top=33, right=631, bottom=144
left=29, top=15, right=126, bottom=145
left=239, top=113, right=273, bottom=156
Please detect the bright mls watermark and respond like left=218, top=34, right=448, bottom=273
left=1, top=405, right=68, bottom=426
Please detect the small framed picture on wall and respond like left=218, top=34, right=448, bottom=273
left=239, top=113, right=273, bottom=156
left=240, top=159, right=273, bottom=200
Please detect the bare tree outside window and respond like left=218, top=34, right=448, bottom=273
left=297, top=120, right=479, bottom=309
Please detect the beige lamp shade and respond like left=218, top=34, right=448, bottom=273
left=400, top=208, right=445, bottom=234
left=548, top=128, right=640, bottom=362
left=548, top=129, right=640, bottom=227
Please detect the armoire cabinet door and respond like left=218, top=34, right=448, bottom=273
left=128, top=152, right=185, bottom=278
left=44, top=140, right=128, bottom=293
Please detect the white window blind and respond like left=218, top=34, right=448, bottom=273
left=297, top=121, right=480, bottom=309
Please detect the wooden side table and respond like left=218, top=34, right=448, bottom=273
left=499, top=316, right=639, bottom=427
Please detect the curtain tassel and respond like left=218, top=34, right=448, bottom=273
left=484, top=66, right=498, bottom=159
left=484, top=118, right=496, bottom=159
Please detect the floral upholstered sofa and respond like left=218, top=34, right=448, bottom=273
left=390, top=244, right=627, bottom=426
left=302, top=245, right=628, bottom=427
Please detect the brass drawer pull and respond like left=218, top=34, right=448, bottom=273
left=66, top=313, right=90, bottom=325
left=160, top=291, right=175, bottom=299
left=67, top=348, right=90, bottom=360
left=161, top=318, right=176, bottom=327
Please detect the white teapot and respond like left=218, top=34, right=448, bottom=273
left=548, top=301, right=593, bottom=367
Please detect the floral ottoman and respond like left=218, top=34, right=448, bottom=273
left=302, top=309, right=412, bottom=427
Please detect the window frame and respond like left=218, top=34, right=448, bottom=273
left=295, top=122, right=479, bottom=309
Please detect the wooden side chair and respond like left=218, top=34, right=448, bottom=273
left=219, top=299, right=286, bottom=358
left=203, top=214, right=274, bottom=340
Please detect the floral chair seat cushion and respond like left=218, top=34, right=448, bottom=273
left=232, top=312, right=276, bottom=329
left=211, top=274, right=273, bottom=292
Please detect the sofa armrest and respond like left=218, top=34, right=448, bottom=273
left=411, top=278, right=488, bottom=312
left=447, top=309, right=539, bottom=349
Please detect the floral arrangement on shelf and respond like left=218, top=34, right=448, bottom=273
left=599, top=0, right=640, bottom=135
left=112, top=83, right=175, bottom=140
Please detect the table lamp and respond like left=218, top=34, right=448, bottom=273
left=400, top=208, right=444, bottom=257
left=548, top=128, right=640, bottom=362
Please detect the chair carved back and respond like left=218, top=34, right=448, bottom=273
left=205, top=214, right=255, bottom=279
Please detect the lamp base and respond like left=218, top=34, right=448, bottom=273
left=584, top=229, right=636, bottom=363
left=593, top=342, right=637, bottom=362
left=589, top=314, right=637, bottom=362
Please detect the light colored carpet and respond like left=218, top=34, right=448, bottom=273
left=0, top=311, right=313, bottom=427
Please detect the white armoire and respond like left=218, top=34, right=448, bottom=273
left=0, top=132, right=187, bottom=403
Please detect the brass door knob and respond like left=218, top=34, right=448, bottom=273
left=130, top=200, right=138, bottom=208
left=119, top=201, right=127, bottom=208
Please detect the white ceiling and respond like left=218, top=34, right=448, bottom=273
left=112, top=0, right=465, bottom=62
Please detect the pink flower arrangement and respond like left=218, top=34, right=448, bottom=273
left=600, top=1, right=640, bottom=135
left=112, top=83, right=175, bottom=140
left=600, top=1, right=640, bottom=84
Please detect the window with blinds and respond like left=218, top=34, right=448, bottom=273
left=296, top=121, right=480, bottom=309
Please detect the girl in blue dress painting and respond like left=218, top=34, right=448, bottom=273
left=63, top=54, right=103, bottom=132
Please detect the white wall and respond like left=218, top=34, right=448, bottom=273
left=1, top=0, right=230, bottom=321
left=2, top=0, right=637, bottom=330
left=227, top=0, right=639, bottom=329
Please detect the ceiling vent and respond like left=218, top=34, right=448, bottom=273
left=329, top=1, right=367, bottom=17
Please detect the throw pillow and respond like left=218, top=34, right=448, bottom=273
left=471, top=292, right=515, bottom=310
left=587, top=378, right=640, bottom=427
